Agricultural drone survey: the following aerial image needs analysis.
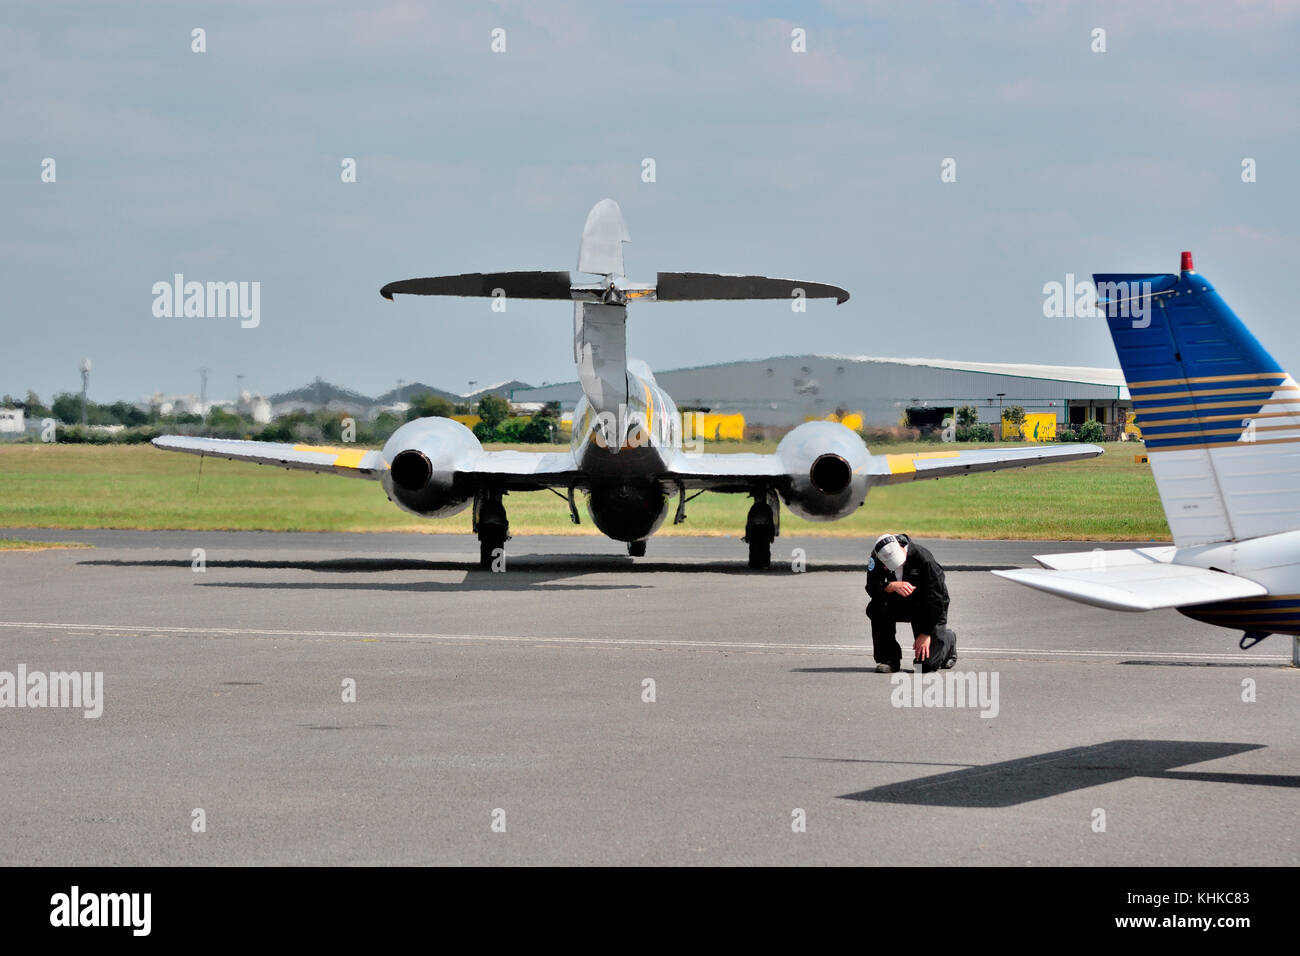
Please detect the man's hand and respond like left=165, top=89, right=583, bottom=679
left=913, top=634, right=931, bottom=660
left=885, top=580, right=915, bottom=597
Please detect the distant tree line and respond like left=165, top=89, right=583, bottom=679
left=405, top=392, right=562, bottom=444
left=4, top=391, right=189, bottom=428
left=3, top=389, right=565, bottom=446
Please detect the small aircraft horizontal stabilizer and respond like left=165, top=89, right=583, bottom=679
left=993, top=562, right=1268, bottom=612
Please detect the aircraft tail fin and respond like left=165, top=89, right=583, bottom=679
left=573, top=302, right=628, bottom=415
left=578, top=199, right=631, bottom=276
left=1097, top=253, right=1300, bottom=546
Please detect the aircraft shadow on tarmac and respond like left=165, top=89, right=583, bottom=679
left=84, top=557, right=649, bottom=591
left=807, top=740, right=1298, bottom=808
left=75, top=555, right=909, bottom=592
left=80, top=557, right=1007, bottom=576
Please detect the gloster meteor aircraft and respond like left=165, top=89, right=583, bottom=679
left=996, top=253, right=1300, bottom=651
left=154, top=200, right=1102, bottom=569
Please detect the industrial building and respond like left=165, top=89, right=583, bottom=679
left=512, top=354, right=1130, bottom=436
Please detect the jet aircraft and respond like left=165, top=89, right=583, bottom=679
left=154, top=200, right=1102, bottom=568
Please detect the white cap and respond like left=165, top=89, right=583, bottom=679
left=873, top=533, right=907, bottom=572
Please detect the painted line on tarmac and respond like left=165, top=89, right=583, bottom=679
left=954, top=645, right=1290, bottom=663
left=0, top=621, right=1289, bottom=664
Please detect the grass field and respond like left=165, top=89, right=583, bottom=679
left=0, top=442, right=1169, bottom=540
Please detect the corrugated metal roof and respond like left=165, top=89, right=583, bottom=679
left=512, top=353, right=1129, bottom=397
left=813, top=355, right=1126, bottom=387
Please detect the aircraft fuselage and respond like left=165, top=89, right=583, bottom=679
left=569, top=366, right=681, bottom=541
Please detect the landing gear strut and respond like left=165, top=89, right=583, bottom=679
left=473, top=489, right=509, bottom=570
left=744, top=490, right=779, bottom=570
left=627, top=540, right=647, bottom=557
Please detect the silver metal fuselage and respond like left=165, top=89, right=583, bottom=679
left=570, top=366, right=680, bottom=479
left=570, top=284, right=681, bottom=481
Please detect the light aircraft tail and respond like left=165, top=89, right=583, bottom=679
left=1098, top=253, right=1300, bottom=547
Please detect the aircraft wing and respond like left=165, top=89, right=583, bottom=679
left=457, top=450, right=585, bottom=491
left=867, top=444, right=1102, bottom=484
left=152, top=436, right=386, bottom=478
left=154, top=436, right=586, bottom=491
left=659, top=451, right=788, bottom=490
left=659, top=444, right=1102, bottom=491
left=993, top=553, right=1268, bottom=611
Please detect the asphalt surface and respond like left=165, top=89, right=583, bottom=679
left=0, top=529, right=1295, bottom=866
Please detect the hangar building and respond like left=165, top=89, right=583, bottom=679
left=512, top=354, right=1130, bottom=435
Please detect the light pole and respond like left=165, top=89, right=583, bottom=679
left=79, top=358, right=91, bottom=426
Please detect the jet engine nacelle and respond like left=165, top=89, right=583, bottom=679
left=380, top=416, right=480, bottom=517
left=776, top=420, right=871, bottom=521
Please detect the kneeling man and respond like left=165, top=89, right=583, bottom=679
left=865, top=533, right=957, bottom=674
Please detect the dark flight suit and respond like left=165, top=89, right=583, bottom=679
left=865, top=536, right=954, bottom=672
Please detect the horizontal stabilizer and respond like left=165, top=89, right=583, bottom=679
left=381, top=272, right=573, bottom=301
left=655, top=272, right=849, bottom=304
left=992, top=562, right=1267, bottom=611
left=1033, top=546, right=1176, bottom=571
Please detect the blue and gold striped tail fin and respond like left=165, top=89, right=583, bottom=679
left=1095, top=253, right=1300, bottom=547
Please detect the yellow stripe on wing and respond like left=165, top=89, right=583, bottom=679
left=885, top=451, right=959, bottom=474
left=292, top=444, right=370, bottom=469
left=332, top=449, right=369, bottom=469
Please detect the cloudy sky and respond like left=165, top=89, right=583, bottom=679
left=4, top=0, right=1299, bottom=403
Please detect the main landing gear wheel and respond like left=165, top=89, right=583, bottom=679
left=474, top=489, right=509, bottom=570
left=627, top=540, right=647, bottom=557
left=744, top=494, right=776, bottom=570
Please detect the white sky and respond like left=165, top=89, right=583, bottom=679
left=4, top=0, right=1299, bottom=403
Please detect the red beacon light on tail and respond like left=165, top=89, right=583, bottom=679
left=1181, top=250, right=1195, bottom=274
